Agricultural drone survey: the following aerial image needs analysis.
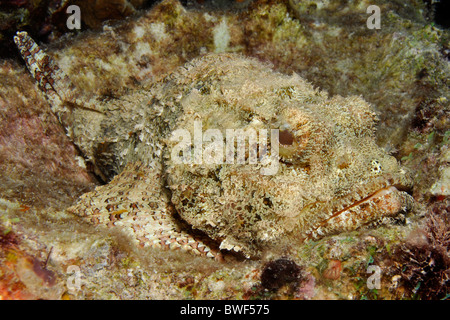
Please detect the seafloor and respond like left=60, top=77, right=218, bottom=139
left=0, top=0, right=448, bottom=299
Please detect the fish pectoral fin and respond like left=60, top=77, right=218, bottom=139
left=14, top=31, right=103, bottom=116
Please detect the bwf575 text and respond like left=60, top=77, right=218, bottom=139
left=224, top=304, right=269, bottom=315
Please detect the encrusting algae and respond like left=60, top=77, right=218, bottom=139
left=15, top=31, right=414, bottom=260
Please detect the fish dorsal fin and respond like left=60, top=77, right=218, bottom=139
left=14, top=31, right=103, bottom=116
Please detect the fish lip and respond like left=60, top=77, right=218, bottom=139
left=304, top=183, right=413, bottom=239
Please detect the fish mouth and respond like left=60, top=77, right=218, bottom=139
left=304, top=184, right=414, bottom=240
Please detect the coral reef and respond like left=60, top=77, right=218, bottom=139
left=260, top=258, right=303, bottom=291
left=15, top=28, right=414, bottom=259
left=0, top=60, right=97, bottom=209
left=247, top=0, right=449, bottom=150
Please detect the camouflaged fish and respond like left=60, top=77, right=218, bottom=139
left=15, top=31, right=414, bottom=260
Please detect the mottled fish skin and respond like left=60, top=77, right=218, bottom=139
left=15, top=31, right=414, bottom=259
